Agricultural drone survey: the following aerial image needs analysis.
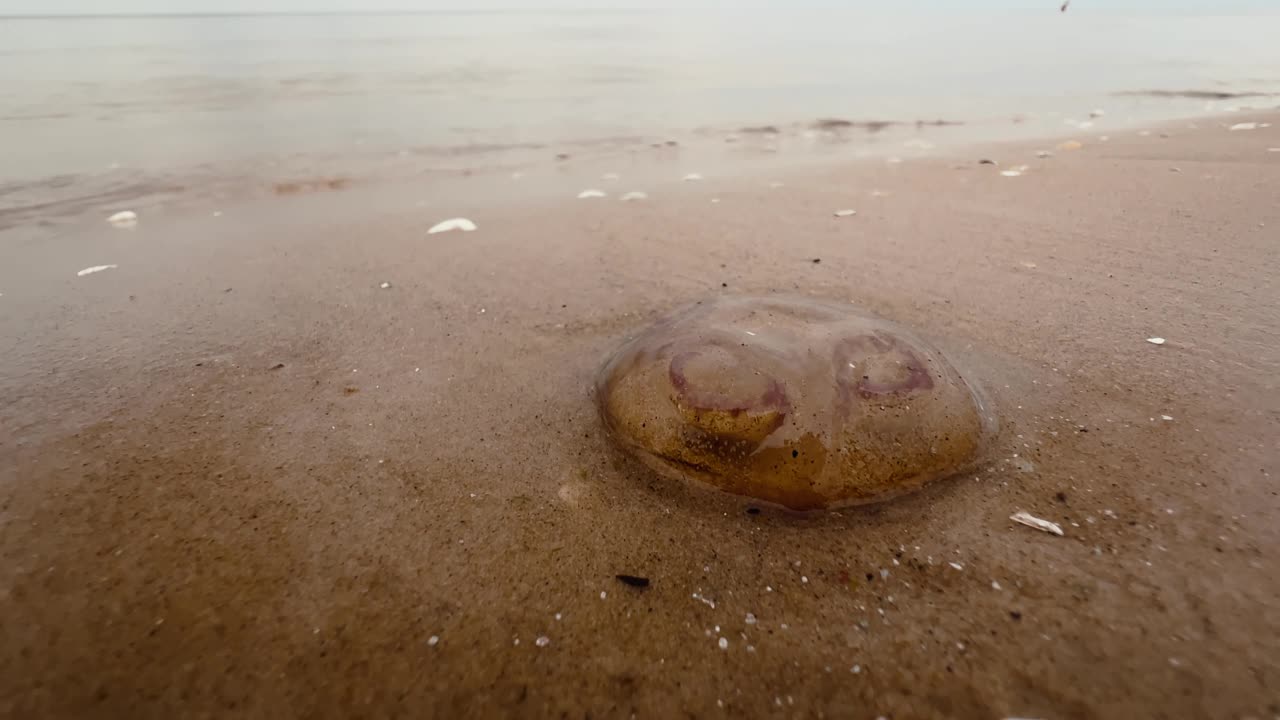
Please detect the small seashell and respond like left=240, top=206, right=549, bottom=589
left=77, top=264, right=118, bottom=277
left=1146, top=337, right=1166, bottom=345
left=107, top=211, right=137, bottom=228
left=1010, top=511, right=1064, bottom=536
left=427, top=218, right=478, bottom=234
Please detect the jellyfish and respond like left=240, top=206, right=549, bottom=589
left=596, top=296, right=996, bottom=510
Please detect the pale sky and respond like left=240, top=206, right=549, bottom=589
left=1, top=0, right=1274, bottom=13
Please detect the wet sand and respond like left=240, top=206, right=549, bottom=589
left=1, top=115, right=1278, bottom=719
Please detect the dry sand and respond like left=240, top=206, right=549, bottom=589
left=1, top=115, right=1278, bottom=719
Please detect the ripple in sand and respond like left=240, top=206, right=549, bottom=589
left=595, top=296, right=996, bottom=510
left=427, top=218, right=477, bottom=234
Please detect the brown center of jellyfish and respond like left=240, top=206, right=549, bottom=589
left=668, top=346, right=790, bottom=442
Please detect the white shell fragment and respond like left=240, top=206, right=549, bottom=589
left=1010, top=511, right=1064, bottom=536
left=1146, top=337, right=1166, bottom=345
left=833, top=209, right=857, bottom=217
left=1001, top=165, right=1029, bottom=177
left=682, top=173, right=704, bottom=182
left=77, top=264, right=119, bottom=277
left=107, top=211, right=137, bottom=228
left=577, top=190, right=607, bottom=199
left=427, top=218, right=477, bottom=234
left=620, top=191, right=648, bottom=202
left=379, top=282, right=392, bottom=289
left=1229, top=122, right=1259, bottom=131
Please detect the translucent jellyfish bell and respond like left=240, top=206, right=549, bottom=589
left=596, top=296, right=996, bottom=511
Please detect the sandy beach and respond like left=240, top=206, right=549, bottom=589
left=1, top=113, right=1278, bottom=719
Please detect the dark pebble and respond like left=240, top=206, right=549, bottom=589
left=746, top=507, right=761, bottom=515
left=615, top=574, right=650, bottom=588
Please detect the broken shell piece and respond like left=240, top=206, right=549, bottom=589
left=1057, top=140, right=1083, bottom=151
left=1146, top=337, right=1166, bottom=345
left=621, top=191, right=648, bottom=202
left=427, top=218, right=478, bottom=234
left=682, top=173, right=704, bottom=182
left=77, top=264, right=119, bottom=277
left=107, top=211, right=138, bottom=228
left=833, top=209, right=857, bottom=217
left=1010, top=511, right=1064, bottom=536
left=1229, top=122, right=1259, bottom=131
left=379, top=282, right=392, bottom=289
left=578, top=190, right=608, bottom=199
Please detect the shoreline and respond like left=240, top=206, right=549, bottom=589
left=6, top=103, right=1279, bottom=237
left=2, top=112, right=1278, bottom=718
